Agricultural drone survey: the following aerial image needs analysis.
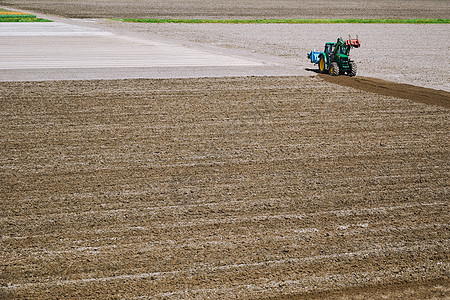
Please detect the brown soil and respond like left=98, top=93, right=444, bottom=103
left=1, top=76, right=449, bottom=299
left=1, top=0, right=449, bottom=19
left=319, top=74, right=450, bottom=109
left=275, top=279, right=450, bottom=299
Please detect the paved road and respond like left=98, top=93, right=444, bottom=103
left=0, top=20, right=299, bottom=81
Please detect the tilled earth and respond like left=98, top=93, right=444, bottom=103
left=1, top=76, right=449, bottom=299
left=1, top=0, right=449, bottom=19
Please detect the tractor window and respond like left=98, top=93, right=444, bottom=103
left=337, top=44, right=349, bottom=55
left=325, top=44, right=334, bottom=54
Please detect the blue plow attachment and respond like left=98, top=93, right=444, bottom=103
left=307, top=50, right=321, bottom=64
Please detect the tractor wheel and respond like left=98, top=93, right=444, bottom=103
left=329, top=62, right=339, bottom=76
left=348, top=61, right=357, bottom=76
left=319, top=57, right=326, bottom=73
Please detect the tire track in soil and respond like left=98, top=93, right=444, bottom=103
left=1, top=76, right=449, bottom=299
left=319, top=74, right=450, bottom=109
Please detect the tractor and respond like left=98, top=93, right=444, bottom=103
left=307, top=36, right=361, bottom=76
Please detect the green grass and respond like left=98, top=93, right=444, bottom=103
left=114, top=18, right=450, bottom=24
left=0, top=14, right=37, bottom=18
left=0, top=9, right=52, bottom=22
left=0, top=17, right=52, bottom=22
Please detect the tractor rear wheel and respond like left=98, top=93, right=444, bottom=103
left=319, top=57, right=326, bottom=73
left=329, top=62, right=339, bottom=76
left=348, top=61, right=357, bottom=76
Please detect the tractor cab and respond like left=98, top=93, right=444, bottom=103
left=324, top=42, right=349, bottom=57
left=335, top=43, right=350, bottom=56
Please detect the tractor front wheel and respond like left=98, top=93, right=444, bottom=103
left=348, top=61, right=357, bottom=76
left=329, top=62, right=339, bottom=76
left=319, top=57, right=326, bottom=73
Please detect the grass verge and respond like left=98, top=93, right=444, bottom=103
left=0, top=17, right=52, bottom=22
left=114, top=18, right=450, bottom=24
left=0, top=10, right=52, bottom=22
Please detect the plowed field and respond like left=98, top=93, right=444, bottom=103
left=2, top=0, right=449, bottom=19
left=1, top=76, right=449, bottom=299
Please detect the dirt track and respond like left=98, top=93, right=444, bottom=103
left=1, top=76, right=449, bottom=299
left=319, top=75, right=450, bottom=108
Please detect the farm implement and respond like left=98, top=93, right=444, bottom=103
left=308, top=36, right=361, bottom=76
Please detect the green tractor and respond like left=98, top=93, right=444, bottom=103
left=307, top=36, right=361, bottom=76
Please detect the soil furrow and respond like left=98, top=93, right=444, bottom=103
left=1, top=76, right=448, bottom=298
